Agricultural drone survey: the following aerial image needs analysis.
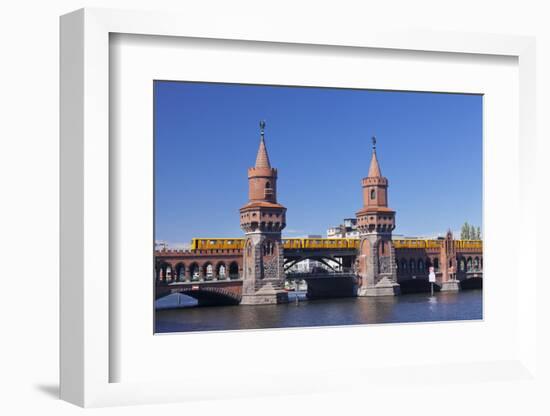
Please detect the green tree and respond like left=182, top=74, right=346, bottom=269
left=469, top=224, right=476, bottom=240
left=460, top=222, right=470, bottom=240
left=476, top=226, right=481, bottom=240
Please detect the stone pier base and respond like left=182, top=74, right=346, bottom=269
left=240, top=290, right=288, bottom=305
left=357, top=277, right=400, bottom=297
left=440, top=280, right=461, bottom=292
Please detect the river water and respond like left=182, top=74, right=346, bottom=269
left=155, top=289, right=482, bottom=333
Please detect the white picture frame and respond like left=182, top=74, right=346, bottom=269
left=60, top=7, right=538, bottom=408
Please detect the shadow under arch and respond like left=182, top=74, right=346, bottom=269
left=165, top=287, right=241, bottom=306
left=460, top=277, right=482, bottom=290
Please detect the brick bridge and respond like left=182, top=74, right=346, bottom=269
left=155, top=235, right=483, bottom=305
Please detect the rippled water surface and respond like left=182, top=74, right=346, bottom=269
left=155, top=290, right=482, bottom=333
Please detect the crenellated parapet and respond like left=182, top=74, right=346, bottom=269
left=155, top=248, right=243, bottom=257
left=239, top=203, right=286, bottom=233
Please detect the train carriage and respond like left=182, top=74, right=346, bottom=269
left=191, top=237, right=361, bottom=251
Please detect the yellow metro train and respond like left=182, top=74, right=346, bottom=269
left=190, top=237, right=482, bottom=251
left=393, top=239, right=483, bottom=249
left=190, top=237, right=360, bottom=251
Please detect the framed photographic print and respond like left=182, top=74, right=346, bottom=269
left=60, top=7, right=538, bottom=408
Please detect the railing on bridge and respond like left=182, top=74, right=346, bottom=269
left=159, top=278, right=244, bottom=286
left=157, top=275, right=241, bottom=284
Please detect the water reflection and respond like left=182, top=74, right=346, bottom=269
left=155, top=290, right=482, bottom=333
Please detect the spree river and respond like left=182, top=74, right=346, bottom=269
left=155, top=289, right=482, bottom=333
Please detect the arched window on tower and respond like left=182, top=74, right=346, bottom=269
left=264, top=181, right=273, bottom=199
left=370, top=189, right=376, bottom=200
left=263, top=240, right=274, bottom=256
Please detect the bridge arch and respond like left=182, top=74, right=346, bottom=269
left=189, top=262, right=200, bottom=281
left=425, top=258, right=432, bottom=270
left=216, top=262, right=226, bottom=279
left=163, top=287, right=241, bottom=306
left=228, top=261, right=239, bottom=279
left=174, top=263, right=186, bottom=281
left=156, top=262, right=172, bottom=282
left=203, top=263, right=214, bottom=280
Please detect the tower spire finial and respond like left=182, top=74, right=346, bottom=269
left=259, top=120, right=266, bottom=140
left=367, top=135, right=382, bottom=178
left=254, top=120, right=271, bottom=168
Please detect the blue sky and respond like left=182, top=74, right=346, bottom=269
left=154, top=81, right=482, bottom=246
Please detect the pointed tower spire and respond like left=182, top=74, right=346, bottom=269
left=367, top=135, right=382, bottom=177
left=255, top=120, right=271, bottom=168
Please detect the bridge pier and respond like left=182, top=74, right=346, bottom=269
left=358, top=276, right=400, bottom=297
left=440, top=280, right=460, bottom=292
left=241, top=287, right=288, bottom=305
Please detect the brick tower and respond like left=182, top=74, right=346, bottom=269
left=440, top=230, right=460, bottom=291
left=356, top=136, right=400, bottom=296
left=239, top=121, right=289, bottom=305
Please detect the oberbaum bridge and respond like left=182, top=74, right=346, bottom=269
left=155, top=122, right=483, bottom=306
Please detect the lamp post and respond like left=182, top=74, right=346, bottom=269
left=429, top=266, right=436, bottom=297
